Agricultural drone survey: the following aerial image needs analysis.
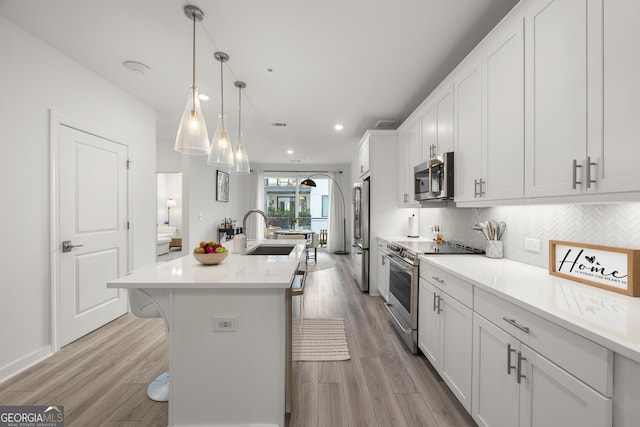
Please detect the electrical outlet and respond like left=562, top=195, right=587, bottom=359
left=524, top=237, right=541, bottom=253
left=214, top=316, right=237, bottom=332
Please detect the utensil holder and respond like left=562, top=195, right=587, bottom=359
left=486, top=240, right=503, bottom=259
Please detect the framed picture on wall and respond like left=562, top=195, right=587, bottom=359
left=216, top=170, right=229, bottom=202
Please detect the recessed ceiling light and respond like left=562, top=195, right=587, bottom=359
left=287, top=150, right=294, bottom=155
left=334, top=124, right=344, bottom=131
left=198, top=93, right=209, bottom=101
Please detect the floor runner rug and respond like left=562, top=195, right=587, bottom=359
left=292, top=317, right=350, bottom=361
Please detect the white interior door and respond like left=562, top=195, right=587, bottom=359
left=57, top=125, right=128, bottom=347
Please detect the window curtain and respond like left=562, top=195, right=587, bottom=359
left=327, top=171, right=346, bottom=253
left=247, top=169, right=265, bottom=240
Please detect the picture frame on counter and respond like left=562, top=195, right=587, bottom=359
left=549, top=240, right=640, bottom=297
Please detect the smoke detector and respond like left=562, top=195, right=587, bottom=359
left=374, top=120, right=399, bottom=130
left=123, top=60, right=151, bottom=75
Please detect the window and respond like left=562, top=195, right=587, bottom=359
left=263, top=173, right=330, bottom=234
left=321, top=195, right=328, bottom=218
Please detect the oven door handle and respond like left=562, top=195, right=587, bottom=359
left=383, top=302, right=412, bottom=334
left=386, top=253, right=414, bottom=273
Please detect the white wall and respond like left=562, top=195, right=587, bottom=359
left=157, top=138, right=181, bottom=172
left=0, top=17, right=157, bottom=381
left=182, top=155, right=253, bottom=252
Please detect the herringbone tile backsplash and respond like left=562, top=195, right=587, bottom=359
left=418, top=203, right=640, bottom=268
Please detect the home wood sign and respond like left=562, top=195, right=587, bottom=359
left=549, top=241, right=640, bottom=297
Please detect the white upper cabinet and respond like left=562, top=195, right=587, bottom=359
left=454, top=56, right=483, bottom=202
left=358, top=135, right=370, bottom=177
left=595, top=0, right=640, bottom=193
left=525, top=0, right=640, bottom=198
left=454, top=12, right=524, bottom=204
left=483, top=13, right=525, bottom=201
left=420, top=105, right=436, bottom=161
left=434, top=83, right=455, bottom=156
left=397, top=119, right=420, bottom=207
left=420, top=82, right=454, bottom=162
left=401, top=0, right=640, bottom=205
left=524, top=0, right=594, bottom=197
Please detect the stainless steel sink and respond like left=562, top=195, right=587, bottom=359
left=244, top=245, right=295, bottom=256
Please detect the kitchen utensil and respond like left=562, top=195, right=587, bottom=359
left=488, top=220, right=496, bottom=240
left=497, top=222, right=507, bottom=240
left=475, top=221, right=490, bottom=240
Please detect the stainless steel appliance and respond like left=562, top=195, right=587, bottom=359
left=384, top=240, right=483, bottom=353
left=352, top=178, right=370, bottom=291
left=414, top=152, right=454, bottom=202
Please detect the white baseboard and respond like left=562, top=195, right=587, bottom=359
left=0, top=346, right=53, bottom=384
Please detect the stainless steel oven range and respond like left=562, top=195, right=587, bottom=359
left=384, top=240, right=484, bottom=354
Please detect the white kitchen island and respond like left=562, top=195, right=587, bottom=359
left=108, top=240, right=306, bottom=427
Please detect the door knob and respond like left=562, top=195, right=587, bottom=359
left=62, top=240, right=84, bottom=253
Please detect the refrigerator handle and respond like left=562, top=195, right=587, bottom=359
left=361, top=179, right=370, bottom=248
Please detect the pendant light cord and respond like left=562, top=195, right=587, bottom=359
left=219, top=59, right=224, bottom=118
left=238, top=84, right=242, bottom=136
left=191, top=12, right=196, bottom=112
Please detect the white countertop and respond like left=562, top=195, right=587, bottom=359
left=420, top=255, right=640, bottom=363
left=108, top=240, right=306, bottom=289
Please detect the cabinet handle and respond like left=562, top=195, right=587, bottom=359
left=479, top=179, right=486, bottom=196
left=404, top=193, right=408, bottom=203
left=507, top=343, right=517, bottom=375
left=383, top=303, right=412, bottom=334
left=431, top=276, right=445, bottom=284
left=436, top=295, right=443, bottom=314
left=517, top=351, right=527, bottom=384
left=433, top=292, right=438, bottom=312
left=502, top=317, right=530, bottom=333
left=586, top=156, right=597, bottom=189
left=572, top=159, right=582, bottom=189
left=474, top=179, right=479, bottom=197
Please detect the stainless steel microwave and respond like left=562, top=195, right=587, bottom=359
left=414, top=152, right=454, bottom=202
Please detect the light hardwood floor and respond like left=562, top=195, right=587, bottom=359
left=0, top=254, right=476, bottom=427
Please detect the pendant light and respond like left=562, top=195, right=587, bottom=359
left=207, top=52, right=234, bottom=168
left=231, top=81, right=250, bottom=174
left=175, top=5, right=209, bottom=155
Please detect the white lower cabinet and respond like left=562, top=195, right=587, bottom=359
left=519, top=344, right=612, bottom=427
left=472, top=313, right=613, bottom=427
left=472, top=313, right=520, bottom=427
left=418, top=277, right=472, bottom=412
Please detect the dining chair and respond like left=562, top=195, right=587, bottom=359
left=306, top=232, right=319, bottom=264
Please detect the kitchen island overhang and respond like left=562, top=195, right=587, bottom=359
left=107, top=240, right=306, bottom=427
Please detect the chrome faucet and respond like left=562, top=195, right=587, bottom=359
left=241, top=209, right=270, bottom=249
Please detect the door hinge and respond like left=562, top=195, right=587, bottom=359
left=126, top=159, right=133, bottom=169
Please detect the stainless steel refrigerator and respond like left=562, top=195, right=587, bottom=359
left=352, top=177, right=370, bottom=291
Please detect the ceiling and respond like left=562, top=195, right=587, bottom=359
left=0, top=0, right=519, bottom=166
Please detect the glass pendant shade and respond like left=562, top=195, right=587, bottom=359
left=231, top=80, right=250, bottom=174
left=232, top=133, right=250, bottom=174
left=175, top=5, right=207, bottom=155
left=175, top=86, right=210, bottom=154
left=207, top=114, right=234, bottom=167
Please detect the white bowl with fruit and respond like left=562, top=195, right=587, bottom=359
left=193, top=241, right=228, bottom=265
